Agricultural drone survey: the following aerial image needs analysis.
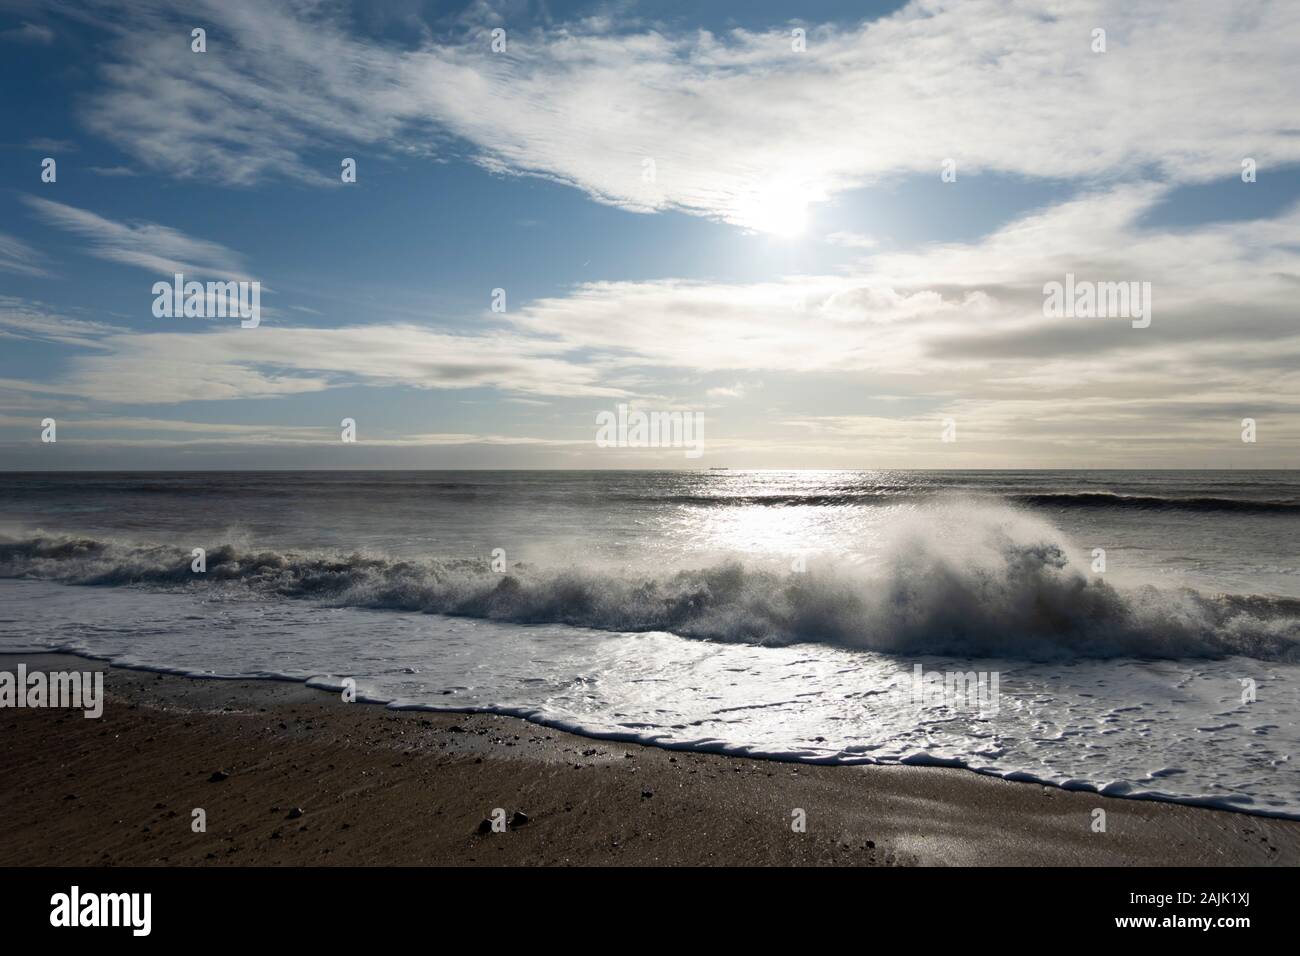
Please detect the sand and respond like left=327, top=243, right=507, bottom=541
left=2, top=652, right=1297, bottom=866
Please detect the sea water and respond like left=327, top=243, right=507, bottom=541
left=1, top=470, right=1296, bottom=815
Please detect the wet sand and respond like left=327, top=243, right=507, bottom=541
left=2, top=653, right=1297, bottom=866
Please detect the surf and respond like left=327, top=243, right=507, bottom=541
left=3, top=502, right=1296, bottom=662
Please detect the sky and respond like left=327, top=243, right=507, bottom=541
left=0, top=0, right=1298, bottom=470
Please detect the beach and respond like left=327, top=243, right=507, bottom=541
left=3, top=652, right=1296, bottom=867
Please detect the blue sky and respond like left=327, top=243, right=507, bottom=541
left=1, top=0, right=1299, bottom=469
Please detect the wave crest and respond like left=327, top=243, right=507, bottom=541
left=2, top=506, right=1297, bottom=661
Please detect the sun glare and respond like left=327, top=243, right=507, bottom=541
left=735, top=181, right=813, bottom=238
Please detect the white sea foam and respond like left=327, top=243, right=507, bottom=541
left=2, top=576, right=1297, bottom=818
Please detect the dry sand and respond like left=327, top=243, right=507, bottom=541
left=2, top=652, right=1297, bottom=866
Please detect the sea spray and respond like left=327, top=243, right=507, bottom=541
left=2, top=502, right=1297, bottom=661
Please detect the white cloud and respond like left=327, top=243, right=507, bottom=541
left=0, top=232, right=48, bottom=277
left=825, top=232, right=879, bottom=251
left=499, top=184, right=1300, bottom=463
left=3, top=23, right=55, bottom=45
left=9, top=1, right=1299, bottom=466
left=510, top=182, right=1300, bottom=372
left=23, top=321, right=625, bottom=405
left=72, top=0, right=1300, bottom=230
left=0, top=296, right=126, bottom=348
left=23, top=196, right=253, bottom=279
left=25, top=137, right=76, bottom=152
left=706, top=384, right=747, bottom=399
left=9, top=183, right=1299, bottom=464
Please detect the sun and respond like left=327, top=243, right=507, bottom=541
left=735, top=180, right=813, bottom=238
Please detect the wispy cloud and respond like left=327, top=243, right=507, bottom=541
left=22, top=196, right=252, bottom=278
left=9, top=182, right=1300, bottom=469
left=10, top=319, right=625, bottom=405
left=502, top=184, right=1300, bottom=463
left=87, top=165, right=137, bottom=177
left=69, top=0, right=1300, bottom=229
left=825, top=232, right=878, bottom=251
left=2, top=23, right=55, bottom=45
left=706, top=383, right=750, bottom=400
left=7, top=0, right=1299, bottom=468
left=25, top=137, right=76, bottom=152
left=0, top=296, right=127, bottom=349
left=0, top=232, right=48, bottom=277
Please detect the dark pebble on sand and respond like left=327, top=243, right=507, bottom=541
left=287, top=807, right=304, bottom=819
left=509, top=811, right=530, bottom=828
left=208, top=770, right=229, bottom=782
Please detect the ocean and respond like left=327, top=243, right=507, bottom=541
left=1, top=470, right=1297, bottom=816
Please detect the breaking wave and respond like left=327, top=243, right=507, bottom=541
left=2, top=504, right=1297, bottom=662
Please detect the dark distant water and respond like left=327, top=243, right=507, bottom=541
left=2, top=470, right=1298, bottom=816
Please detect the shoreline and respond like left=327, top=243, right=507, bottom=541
left=9, top=644, right=1299, bottom=822
left=2, top=652, right=1298, bottom=866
